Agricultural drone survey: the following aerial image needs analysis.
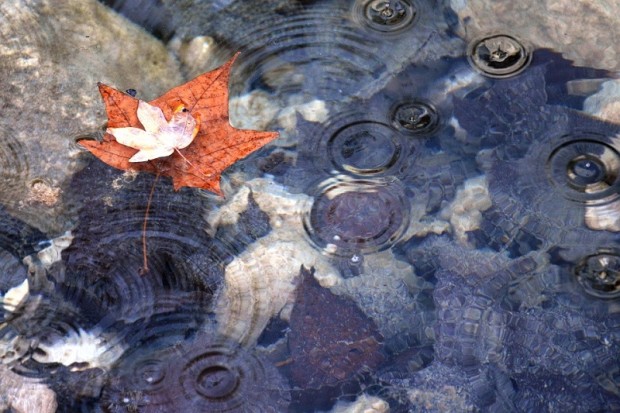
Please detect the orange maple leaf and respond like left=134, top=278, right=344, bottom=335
left=79, top=53, right=279, bottom=196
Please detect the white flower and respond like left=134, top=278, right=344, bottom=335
left=108, top=100, right=199, bottom=162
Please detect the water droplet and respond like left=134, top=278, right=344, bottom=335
left=391, top=101, right=439, bottom=134
left=468, top=34, right=530, bottom=78
left=575, top=251, right=620, bottom=298
left=354, top=0, right=418, bottom=33
left=567, top=156, right=606, bottom=186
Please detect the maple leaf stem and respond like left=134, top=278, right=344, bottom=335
left=141, top=172, right=160, bottom=275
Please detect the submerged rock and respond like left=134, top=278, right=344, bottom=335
left=0, top=365, right=57, bottom=413
left=210, top=178, right=338, bottom=347
left=382, top=361, right=513, bottom=412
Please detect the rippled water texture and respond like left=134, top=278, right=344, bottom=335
left=2, top=0, right=620, bottom=412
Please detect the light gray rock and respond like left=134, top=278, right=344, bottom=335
left=584, top=79, right=620, bottom=124
left=0, top=0, right=183, bottom=234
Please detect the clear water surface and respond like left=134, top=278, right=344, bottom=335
left=1, top=0, right=619, bottom=412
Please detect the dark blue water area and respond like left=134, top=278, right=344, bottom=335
left=2, top=0, right=620, bottom=412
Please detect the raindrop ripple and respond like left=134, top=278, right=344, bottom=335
left=304, top=177, right=410, bottom=255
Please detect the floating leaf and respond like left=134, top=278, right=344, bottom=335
left=79, top=53, right=279, bottom=195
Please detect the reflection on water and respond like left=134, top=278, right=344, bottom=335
left=2, top=0, right=620, bottom=411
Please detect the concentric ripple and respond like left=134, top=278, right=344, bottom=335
left=328, top=121, right=402, bottom=175
left=222, top=0, right=460, bottom=100
left=477, top=108, right=620, bottom=253
left=100, top=344, right=178, bottom=412
left=63, top=161, right=218, bottom=274
left=467, top=34, right=531, bottom=78
left=352, top=0, right=419, bottom=34
left=59, top=160, right=224, bottom=322
left=232, top=5, right=386, bottom=98
left=0, top=205, right=46, bottom=260
left=1, top=284, right=108, bottom=371
left=503, top=262, right=620, bottom=406
left=176, top=343, right=288, bottom=411
left=0, top=126, right=32, bottom=207
left=413, top=235, right=620, bottom=411
left=101, top=334, right=289, bottom=412
left=574, top=250, right=620, bottom=298
left=99, top=314, right=216, bottom=410
left=546, top=136, right=620, bottom=205
left=304, top=177, right=410, bottom=255
left=300, top=111, right=412, bottom=177
left=0, top=251, right=28, bottom=312
left=62, top=253, right=216, bottom=324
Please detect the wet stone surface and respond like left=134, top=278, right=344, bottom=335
left=2, top=1, right=620, bottom=412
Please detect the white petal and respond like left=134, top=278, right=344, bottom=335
left=137, top=101, right=167, bottom=134
left=108, top=127, right=159, bottom=151
left=129, top=147, right=175, bottom=162
left=159, top=112, right=197, bottom=149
